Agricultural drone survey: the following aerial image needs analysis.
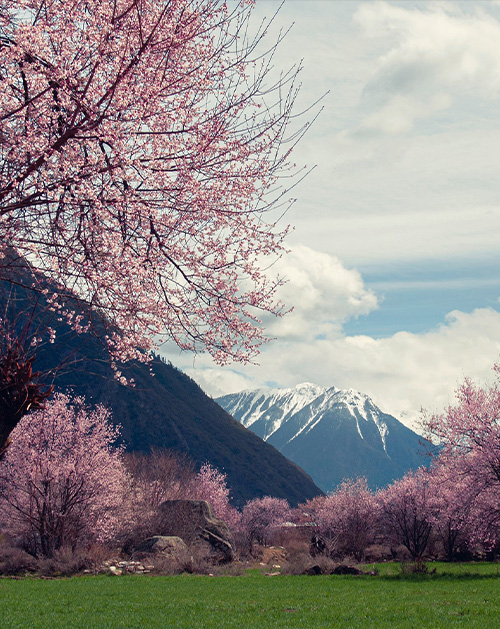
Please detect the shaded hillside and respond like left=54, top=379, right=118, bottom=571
left=1, top=271, right=322, bottom=507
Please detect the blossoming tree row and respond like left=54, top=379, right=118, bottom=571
left=3, top=365, right=500, bottom=560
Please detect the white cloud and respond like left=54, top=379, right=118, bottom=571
left=168, top=242, right=500, bottom=432
left=262, top=244, right=378, bottom=339
left=353, top=1, right=500, bottom=132
left=183, top=302, right=500, bottom=432
left=361, top=93, right=451, bottom=135
left=251, top=2, right=500, bottom=270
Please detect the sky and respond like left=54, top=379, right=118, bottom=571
left=160, top=0, right=500, bottom=431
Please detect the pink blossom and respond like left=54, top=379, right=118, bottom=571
left=0, top=393, right=130, bottom=557
left=193, top=462, right=240, bottom=530
left=377, top=468, right=433, bottom=560
left=423, top=364, right=500, bottom=546
left=316, top=478, right=378, bottom=560
left=0, top=0, right=306, bottom=370
left=239, top=496, right=292, bottom=545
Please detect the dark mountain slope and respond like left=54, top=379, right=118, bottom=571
left=1, top=270, right=322, bottom=507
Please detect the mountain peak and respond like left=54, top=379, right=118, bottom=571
left=294, top=382, right=324, bottom=392
left=217, top=384, right=426, bottom=492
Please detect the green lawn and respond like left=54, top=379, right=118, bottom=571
left=1, top=563, right=500, bottom=628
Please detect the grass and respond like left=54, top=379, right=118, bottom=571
left=1, top=563, right=500, bottom=628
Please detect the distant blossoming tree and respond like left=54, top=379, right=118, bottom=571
left=316, top=477, right=378, bottom=560
left=240, top=495, right=291, bottom=545
left=425, top=461, right=475, bottom=560
left=0, top=0, right=308, bottom=374
left=377, top=468, right=433, bottom=560
left=424, top=365, right=500, bottom=546
left=0, top=393, right=130, bottom=557
left=193, top=462, right=240, bottom=530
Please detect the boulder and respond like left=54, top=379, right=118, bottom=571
left=158, top=500, right=234, bottom=563
left=134, top=535, right=188, bottom=558
left=331, top=565, right=363, bottom=575
left=304, top=564, right=323, bottom=575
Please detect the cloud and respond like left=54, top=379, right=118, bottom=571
left=161, top=244, right=378, bottom=385
left=184, top=301, right=500, bottom=432
left=169, top=243, right=500, bottom=432
left=361, top=93, right=451, bottom=135
left=246, top=2, right=500, bottom=269
left=293, top=307, right=500, bottom=426
left=352, top=1, right=500, bottom=133
left=262, top=244, right=378, bottom=339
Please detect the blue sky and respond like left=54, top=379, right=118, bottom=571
left=161, top=0, right=500, bottom=430
left=345, top=257, right=500, bottom=336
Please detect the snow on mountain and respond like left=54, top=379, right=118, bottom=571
left=216, top=383, right=426, bottom=493
left=218, top=384, right=389, bottom=451
left=218, top=382, right=324, bottom=441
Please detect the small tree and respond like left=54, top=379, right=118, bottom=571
left=377, top=469, right=433, bottom=560
left=316, top=478, right=378, bottom=561
left=425, top=461, right=475, bottom=561
left=125, top=448, right=198, bottom=509
left=192, top=462, right=240, bottom=530
left=240, top=496, right=291, bottom=546
left=0, top=393, right=129, bottom=557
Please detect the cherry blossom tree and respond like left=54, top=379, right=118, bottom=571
left=0, top=393, right=130, bottom=557
left=425, top=461, right=475, bottom=561
left=424, top=366, right=500, bottom=547
left=377, top=469, right=433, bottom=560
left=193, top=462, right=240, bottom=530
left=0, top=0, right=309, bottom=375
left=239, top=495, right=291, bottom=546
left=293, top=494, right=326, bottom=526
left=316, top=478, right=378, bottom=561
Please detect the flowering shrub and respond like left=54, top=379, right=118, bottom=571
left=0, top=393, right=130, bottom=557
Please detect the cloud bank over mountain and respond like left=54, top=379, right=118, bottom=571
left=164, top=244, right=500, bottom=430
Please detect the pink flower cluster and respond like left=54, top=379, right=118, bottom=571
left=0, top=0, right=305, bottom=370
left=0, top=393, right=129, bottom=557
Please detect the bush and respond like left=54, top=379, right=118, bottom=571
left=398, top=560, right=436, bottom=576
left=37, top=547, right=94, bottom=577
left=0, top=543, right=36, bottom=575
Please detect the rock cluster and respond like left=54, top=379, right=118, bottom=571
left=303, top=564, right=364, bottom=576
left=99, top=560, right=154, bottom=576
left=95, top=501, right=236, bottom=575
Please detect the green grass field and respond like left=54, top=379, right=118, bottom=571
left=1, top=563, right=500, bottom=628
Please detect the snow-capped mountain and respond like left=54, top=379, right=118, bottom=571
left=216, top=384, right=427, bottom=493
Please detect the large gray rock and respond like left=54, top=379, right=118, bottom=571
left=134, top=535, right=188, bottom=558
left=158, top=500, right=234, bottom=563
